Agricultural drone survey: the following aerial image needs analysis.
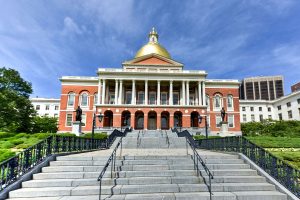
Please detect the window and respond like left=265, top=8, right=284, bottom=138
left=259, top=114, right=263, bottom=122
left=227, top=95, right=233, bottom=110
left=55, top=105, right=59, bottom=110
left=243, top=114, right=247, bottom=122
left=81, top=114, right=86, bottom=127
left=228, top=115, right=234, bottom=128
left=67, top=92, right=75, bottom=107
left=287, top=102, right=291, bottom=107
left=259, top=107, right=262, bottom=111
left=206, top=95, right=210, bottom=110
left=109, top=94, right=115, bottom=104
left=137, top=91, right=145, bottom=104
left=297, top=98, right=300, bottom=104
left=268, top=107, right=271, bottom=112
left=161, top=92, right=168, bottom=105
left=216, top=116, right=221, bottom=128
left=206, top=116, right=210, bottom=127
left=250, top=107, right=254, bottom=111
left=45, top=114, right=49, bottom=117
left=189, top=94, right=195, bottom=105
left=242, top=107, right=246, bottom=111
left=36, top=105, right=40, bottom=110
left=213, top=94, right=222, bottom=110
left=45, top=105, right=50, bottom=110
left=94, top=93, right=98, bottom=105
left=149, top=92, right=156, bottom=105
left=66, top=114, right=73, bottom=126
left=125, top=91, right=132, bottom=104
left=54, top=114, right=58, bottom=118
left=80, top=93, right=89, bottom=106
left=277, top=105, right=281, bottom=110
left=278, top=113, right=282, bottom=120
left=173, top=93, right=179, bottom=105
left=268, top=115, right=272, bottom=119
left=288, top=110, right=293, bottom=119
left=251, top=114, right=255, bottom=122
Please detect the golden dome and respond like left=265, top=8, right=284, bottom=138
left=135, top=28, right=171, bottom=59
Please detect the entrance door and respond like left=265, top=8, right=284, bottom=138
left=148, top=111, right=157, bottom=130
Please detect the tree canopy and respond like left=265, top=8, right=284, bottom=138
left=0, top=67, right=36, bottom=132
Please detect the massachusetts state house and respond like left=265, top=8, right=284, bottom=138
left=58, top=28, right=241, bottom=134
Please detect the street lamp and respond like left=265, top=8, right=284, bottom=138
left=92, top=112, right=104, bottom=142
left=198, top=115, right=208, bottom=139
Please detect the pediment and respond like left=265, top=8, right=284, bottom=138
left=123, top=53, right=183, bottom=67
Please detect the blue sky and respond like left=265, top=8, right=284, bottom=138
left=1, top=0, right=300, bottom=98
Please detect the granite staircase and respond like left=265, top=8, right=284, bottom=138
left=6, top=130, right=288, bottom=200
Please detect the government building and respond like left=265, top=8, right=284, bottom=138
left=58, top=28, right=241, bottom=135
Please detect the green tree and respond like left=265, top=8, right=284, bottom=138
left=31, top=116, right=58, bottom=133
left=0, top=67, right=36, bottom=132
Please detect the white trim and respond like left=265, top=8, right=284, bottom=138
left=79, top=92, right=89, bottom=107
left=65, top=113, right=73, bottom=127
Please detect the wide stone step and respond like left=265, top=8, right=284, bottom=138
left=42, top=166, right=103, bottom=172
left=122, top=159, right=193, bottom=165
left=203, top=159, right=244, bottom=164
left=119, top=170, right=197, bottom=178
left=232, top=191, right=287, bottom=200
left=204, top=175, right=266, bottom=183
left=56, top=156, right=110, bottom=161
left=123, top=156, right=192, bottom=160
left=49, top=160, right=108, bottom=166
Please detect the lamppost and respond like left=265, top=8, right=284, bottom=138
left=92, top=112, right=104, bottom=142
left=198, top=114, right=208, bottom=139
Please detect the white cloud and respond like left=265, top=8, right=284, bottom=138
left=63, top=17, right=83, bottom=35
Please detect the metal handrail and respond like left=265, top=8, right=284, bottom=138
left=97, top=136, right=123, bottom=200
left=137, top=131, right=141, bottom=148
left=172, top=128, right=213, bottom=200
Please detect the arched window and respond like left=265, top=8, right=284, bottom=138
left=94, top=93, right=98, bottom=105
left=67, top=92, right=75, bottom=107
left=227, top=95, right=233, bottom=110
left=80, top=92, right=89, bottom=107
left=206, top=95, right=210, bottom=110
left=213, top=94, right=222, bottom=110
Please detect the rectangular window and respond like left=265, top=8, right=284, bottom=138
left=173, top=93, right=179, bottom=105
left=216, top=116, right=221, bottom=128
left=55, top=105, right=59, bottom=110
left=81, top=114, right=86, bottom=127
left=268, top=115, right=272, bottom=119
left=54, top=114, right=58, bottom=118
left=149, top=92, right=156, bottom=105
left=45, top=113, right=49, bottom=117
left=268, top=107, right=271, bottom=112
left=161, top=93, right=168, bottom=105
left=277, top=105, right=281, bottom=110
left=288, top=110, right=293, bottom=119
left=66, top=114, right=73, bottom=126
left=45, top=105, right=50, bottom=110
left=278, top=113, right=282, bottom=120
left=251, top=114, right=255, bottom=122
left=68, top=94, right=75, bottom=107
left=125, top=91, right=132, bottom=104
left=259, top=107, right=262, bottom=111
left=36, top=105, right=40, bottom=110
left=242, top=107, right=246, bottom=111
left=287, top=102, right=291, bottom=107
left=250, top=107, right=254, bottom=111
left=137, top=92, right=144, bottom=104
left=228, top=115, right=234, bottom=128
left=297, top=98, right=300, bottom=104
left=259, top=114, right=263, bottom=122
left=243, top=114, right=247, bottom=122
left=109, top=94, right=115, bottom=104
left=94, top=94, right=98, bottom=105
left=189, top=95, right=195, bottom=105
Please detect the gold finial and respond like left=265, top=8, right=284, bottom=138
left=149, top=27, right=158, bottom=43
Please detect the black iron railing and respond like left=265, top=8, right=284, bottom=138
left=165, top=130, right=170, bottom=148
left=0, top=135, right=107, bottom=192
left=172, top=128, right=213, bottom=200
left=196, top=136, right=300, bottom=198
left=97, top=136, right=124, bottom=200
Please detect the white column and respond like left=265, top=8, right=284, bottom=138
left=273, top=80, right=276, bottom=99
left=119, top=80, right=123, bottom=104
left=253, top=82, right=256, bottom=100
left=97, top=79, right=101, bottom=105
left=182, top=81, right=185, bottom=105
left=115, top=80, right=119, bottom=105
left=202, top=81, right=206, bottom=105
left=145, top=80, right=148, bottom=105
left=157, top=80, right=160, bottom=105
left=101, top=79, right=106, bottom=105
left=186, top=81, right=190, bottom=105
left=169, top=80, right=173, bottom=105
left=131, top=80, right=135, bottom=105
left=198, top=81, right=202, bottom=106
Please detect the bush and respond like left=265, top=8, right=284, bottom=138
left=81, top=133, right=107, bottom=140
left=31, top=116, right=58, bottom=133
left=193, top=135, right=221, bottom=140
left=0, top=132, right=15, bottom=139
left=57, top=133, right=76, bottom=137
left=11, top=139, right=24, bottom=145
left=0, top=150, right=15, bottom=163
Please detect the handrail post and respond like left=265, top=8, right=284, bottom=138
left=186, top=138, right=188, bottom=155
left=99, top=180, right=102, bottom=200
left=119, top=137, right=123, bottom=158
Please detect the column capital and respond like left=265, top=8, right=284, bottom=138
left=170, top=80, right=173, bottom=83
left=157, top=80, right=160, bottom=83
left=119, top=80, right=123, bottom=83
